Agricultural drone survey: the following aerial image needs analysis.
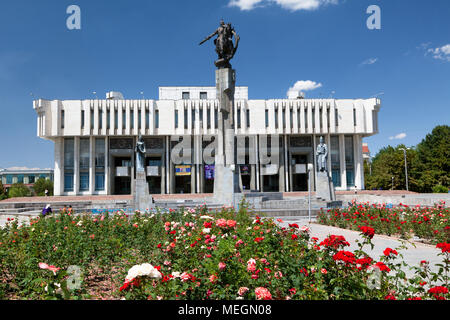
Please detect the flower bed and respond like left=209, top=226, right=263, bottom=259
left=0, top=204, right=448, bottom=300
left=317, top=201, right=450, bottom=244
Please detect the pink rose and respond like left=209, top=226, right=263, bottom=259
left=219, top=262, right=226, bottom=271
left=255, top=287, right=272, bottom=300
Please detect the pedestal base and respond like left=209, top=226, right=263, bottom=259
left=316, top=171, right=336, bottom=202
left=213, top=163, right=240, bottom=206
left=133, top=170, right=155, bottom=212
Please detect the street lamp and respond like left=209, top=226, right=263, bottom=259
left=307, top=163, right=314, bottom=223
left=399, top=147, right=410, bottom=191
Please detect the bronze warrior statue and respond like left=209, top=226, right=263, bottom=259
left=199, top=19, right=240, bottom=69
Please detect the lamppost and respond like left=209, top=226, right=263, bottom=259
left=307, top=163, right=314, bottom=223
left=399, top=147, right=410, bottom=191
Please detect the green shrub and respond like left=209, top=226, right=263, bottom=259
left=432, top=185, right=448, bottom=193
left=8, top=183, right=31, bottom=198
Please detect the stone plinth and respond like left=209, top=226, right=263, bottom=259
left=316, top=171, right=336, bottom=202
left=133, top=170, right=154, bottom=212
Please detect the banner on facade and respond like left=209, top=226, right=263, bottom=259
left=175, top=165, right=191, bottom=176
left=204, top=165, right=215, bottom=180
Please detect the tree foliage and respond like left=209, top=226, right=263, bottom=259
left=365, top=125, right=449, bottom=193
left=0, top=181, right=6, bottom=200
left=33, top=178, right=54, bottom=196
left=8, top=183, right=31, bottom=198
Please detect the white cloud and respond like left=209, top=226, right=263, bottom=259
left=289, top=80, right=322, bottom=91
left=287, top=80, right=322, bottom=98
left=427, top=44, right=450, bottom=62
left=228, top=0, right=264, bottom=11
left=360, top=57, right=378, bottom=66
left=229, top=0, right=338, bottom=11
left=389, top=133, right=407, bottom=140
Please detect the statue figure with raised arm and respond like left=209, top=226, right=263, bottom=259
left=199, top=19, right=240, bottom=69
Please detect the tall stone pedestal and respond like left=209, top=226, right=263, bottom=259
left=316, top=171, right=336, bottom=202
left=213, top=67, right=240, bottom=206
left=133, top=170, right=154, bottom=212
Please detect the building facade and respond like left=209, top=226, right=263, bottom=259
left=33, top=87, right=381, bottom=196
left=0, top=168, right=54, bottom=190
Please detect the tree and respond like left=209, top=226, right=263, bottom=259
left=364, top=125, right=450, bottom=193
left=365, top=144, right=420, bottom=191
left=0, top=181, right=6, bottom=200
left=33, top=178, right=54, bottom=196
left=414, top=125, right=450, bottom=192
left=8, top=183, right=31, bottom=198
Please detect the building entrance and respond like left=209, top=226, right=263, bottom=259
left=114, top=157, right=132, bottom=195
left=175, top=176, right=191, bottom=194
left=292, top=154, right=308, bottom=191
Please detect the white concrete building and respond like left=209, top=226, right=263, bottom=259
left=33, top=87, right=381, bottom=196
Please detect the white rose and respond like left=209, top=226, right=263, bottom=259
left=203, top=228, right=211, bottom=234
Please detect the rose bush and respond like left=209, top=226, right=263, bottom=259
left=0, top=202, right=448, bottom=300
left=318, top=201, right=449, bottom=244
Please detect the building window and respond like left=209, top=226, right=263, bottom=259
left=275, top=108, right=279, bottom=129
left=81, top=110, right=85, bottom=129
left=184, top=109, right=188, bottom=129
left=28, top=175, right=35, bottom=184
left=95, top=138, right=105, bottom=168
left=155, top=110, right=159, bottom=128
left=61, top=110, right=65, bottom=129
left=200, top=92, right=207, bottom=100
left=64, top=138, right=75, bottom=169
left=114, top=110, right=118, bottom=129
left=64, top=174, right=74, bottom=192
left=199, top=109, right=203, bottom=125
left=330, top=136, right=341, bottom=187
left=145, top=109, right=150, bottom=129
left=95, top=174, right=105, bottom=191
left=207, top=108, right=211, bottom=129
left=353, top=108, right=357, bottom=126
left=282, top=108, right=286, bottom=129
left=107, top=109, right=110, bottom=130
left=265, top=109, right=269, bottom=128
left=345, top=136, right=355, bottom=188
left=290, top=108, right=293, bottom=129
left=130, top=111, right=134, bottom=129
left=305, top=109, right=308, bottom=129
left=319, top=108, right=323, bottom=131
left=175, top=110, right=179, bottom=128
left=122, top=110, right=126, bottom=129
left=214, top=108, right=218, bottom=129
left=246, top=109, right=250, bottom=128
left=99, top=109, right=103, bottom=130
left=182, top=92, right=190, bottom=100
left=312, top=108, right=315, bottom=130
left=18, top=175, right=24, bottom=184
left=79, top=138, right=90, bottom=169
left=335, top=109, right=339, bottom=127
left=237, top=108, right=241, bottom=129
left=80, top=173, right=89, bottom=191
left=6, top=175, right=12, bottom=184
left=192, top=109, right=195, bottom=128
left=138, top=110, right=142, bottom=130
left=90, top=110, right=94, bottom=129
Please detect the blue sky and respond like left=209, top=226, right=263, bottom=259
left=0, top=0, right=449, bottom=168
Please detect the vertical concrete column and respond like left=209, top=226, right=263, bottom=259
left=312, top=135, right=317, bottom=192
left=256, top=135, right=260, bottom=191
left=284, top=135, right=289, bottom=192
left=74, top=137, right=80, bottom=195
left=54, top=137, right=64, bottom=196
left=354, top=134, right=364, bottom=190
left=105, top=136, right=110, bottom=195
left=339, top=134, right=347, bottom=190
left=89, top=136, right=95, bottom=194
left=161, top=138, right=166, bottom=194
